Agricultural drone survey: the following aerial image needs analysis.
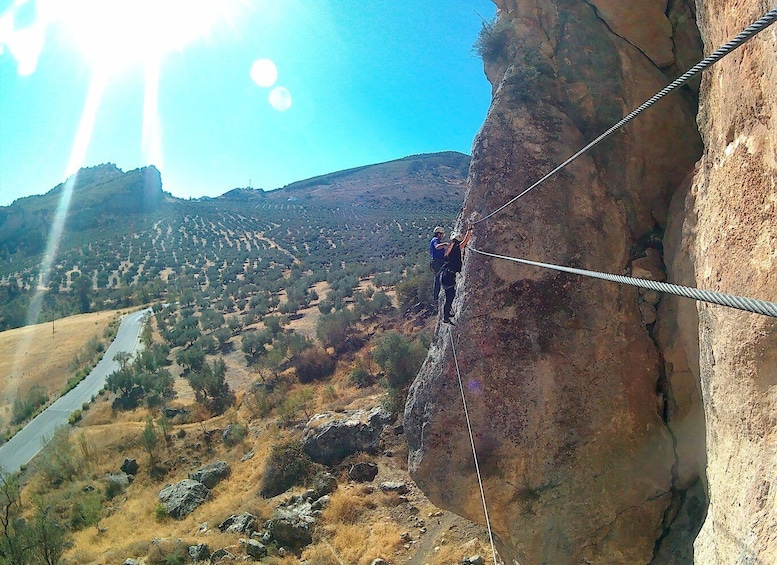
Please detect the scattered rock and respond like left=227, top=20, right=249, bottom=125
left=349, top=462, right=379, bottom=482
left=189, top=461, right=231, bottom=488
left=120, top=458, right=139, bottom=475
left=631, top=248, right=666, bottom=281
left=463, top=555, right=484, bottom=565
left=639, top=301, right=658, bottom=325
left=242, top=538, right=268, bottom=560
left=265, top=502, right=316, bottom=549
left=123, top=560, right=138, bottom=565
left=218, top=512, right=257, bottom=534
left=158, top=479, right=210, bottom=519
left=311, top=495, right=330, bottom=511
left=189, top=543, right=211, bottom=561
left=209, top=548, right=235, bottom=562
left=106, top=471, right=132, bottom=487
left=301, top=406, right=394, bottom=465
left=380, top=481, right=409, bottom=494
left=241, top=450, right=254, bottom=462
left=310, top=472, right=338, bottom=498
left=370, top=559, right=388, bottom=565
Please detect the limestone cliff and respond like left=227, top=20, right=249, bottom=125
left=406, top=1, right=776, bottom=563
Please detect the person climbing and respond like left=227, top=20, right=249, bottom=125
left=429, top=226, right=447, bottom=307
left=440, top=223, right=472, bottom=324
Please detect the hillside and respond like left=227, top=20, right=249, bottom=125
left=0, top=152, right=468, bottom=330
left=0, top=151, right=497, bottom=564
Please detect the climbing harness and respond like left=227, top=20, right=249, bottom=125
left=473, top=7, right=777, bottom=226
left=448, top=326, right=499, bottom=564
left=470, top=247, right=777, bottom=318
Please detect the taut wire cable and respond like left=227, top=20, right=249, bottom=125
left=448, top=327, right=500, bottom=564
left=469, top=247, right=777, bottom=318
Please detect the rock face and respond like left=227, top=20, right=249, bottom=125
left=407, top=0, right=774, bottom=563
left=683, top=2, right=777, bottom=563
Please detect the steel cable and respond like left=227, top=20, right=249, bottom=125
left=470, top=247, right=777, bottom=317
left=448, top=327, right=500, bottom=564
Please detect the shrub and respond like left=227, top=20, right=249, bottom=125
left=154, top=502, right=169, bottom=523
left=260, top=440, right=316, bottom=498
left=372, top=331, right=427, bottom=390
left=11, top=385, right=49, bottom=425
left=316, top=311, right=351, bottom=353
left=223, top=423, right=247, bottom=447
left=395, top=267, right=432, bottom=311
left=146, top=539, right=189, bottom=565
left=294, top=348, right=336, bottom=383
left=277, top=389, right=314, bottom=426
left=473, top=16, right=512, bottom=62
left=347, top=366, right=373, bottom=389
left=69, top=490, right=103, bottom=531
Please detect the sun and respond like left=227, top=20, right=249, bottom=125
left=45, top=0, right=239, bottom=73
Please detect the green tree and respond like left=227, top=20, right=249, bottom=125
left=316, top=311, right=352, bottom=353
left=372, top=331, right=427, bottom=390
left=0, top=472, right=34, bottom=565
left=31, top=503, right=68, bottom=565
left=186, top=358, right=233, bottom=413
left=140, top=417, right=160, bottom=468
left=72, top=276, right=92, bottom=313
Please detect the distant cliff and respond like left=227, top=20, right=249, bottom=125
left=0, top=164, right=163, bottom=257
left=406, top=1, right=775, bottom=563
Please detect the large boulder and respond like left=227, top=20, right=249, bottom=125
left=406, top=1, right=708, bottom=563
left=120, top=458, right=139, bottom=476
left=188, top=543, right=210, bottom=562
left=158, top=479, right=210, bottom=519
left=189, top=461, right=231, bottom=488
left=264, top=506, right=315, bottom=550
left=301, top=406, right=394, bottom=465
left=348, top=462, right=379, bottom=482
left=242, top=538, right=268, bottom=560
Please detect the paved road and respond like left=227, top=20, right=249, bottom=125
left=0, top=308, right=151, bottom=475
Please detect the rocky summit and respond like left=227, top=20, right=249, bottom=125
left=406, top=1, right=776, bottom=564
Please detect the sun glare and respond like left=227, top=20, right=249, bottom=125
left=48, top=0, right=237, bottom=73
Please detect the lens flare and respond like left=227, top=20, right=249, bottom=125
left=250, top=58, right=278, bottom=87
left=269, top=86, right=292, bottom=112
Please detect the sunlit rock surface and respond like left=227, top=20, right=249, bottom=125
left=407, top=0, right=774, bottom=562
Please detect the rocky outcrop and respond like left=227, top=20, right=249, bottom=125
left=404, top=0, right=774, bottom=563
left=301, top=406, right=394, bottom=465
left=189, top=461, right=231, bottom=488
left=681, top=2, right=777, bottom=563
left=158, top=479, right=210, bottom=519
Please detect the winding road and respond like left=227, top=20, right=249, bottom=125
left=0, top=308, right=150, bottom=475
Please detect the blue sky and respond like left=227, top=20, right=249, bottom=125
left=0, top=0, right=496, bottom=206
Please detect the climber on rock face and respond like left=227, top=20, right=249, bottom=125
left=440, top=223, right=472, bottom=325
left=429, top=226, right=447, bottom=308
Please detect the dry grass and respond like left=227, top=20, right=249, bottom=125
left=8, top=297, right=490, bottom=565
left=323, top=487, right=376, bottom=524
left=322, top=521, right=404, bottom=565
left=0, top=309, right=122, bottom=425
